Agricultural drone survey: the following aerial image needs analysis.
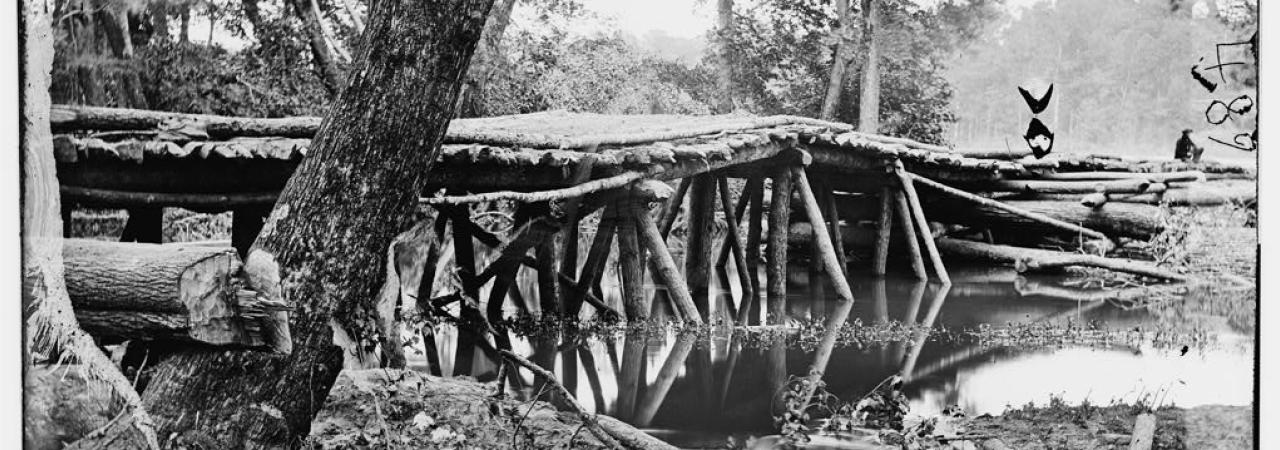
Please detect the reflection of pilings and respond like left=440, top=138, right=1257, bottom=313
left=905, top=300, right=1107, bottom=382
left=717, top=337, right=743, bottom=410
left=633, top=334, right=697, bottom=427
left=766, top=164, right=793, bottom=324
left=872, top=280, right=889, bottom=324
left=797, top=297, right=855, bottom=412
left=898, top=283, right=952, bottom=380
left=615, top=332, right=646, bottom=420
left=579, top=344, right=607, bottom=413
left=745, top=177, right=766, bottom=325
left=892, top=281, right=928, bottom=363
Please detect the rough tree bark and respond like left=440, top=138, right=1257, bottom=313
left=22, top=1, right=159, bottom=447
left=130, top=1, right=494, bottom=447
left=288, top=0, right=347, bottom=97
left=456, top=0, right=516, bottom=117
left=857, top=0, right=880, bottom=133
left=819, top=0, right=854, bottom=121
left=715, top=0, right=736, bottom=113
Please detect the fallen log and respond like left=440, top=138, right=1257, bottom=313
left=984, top=179, right=1167, bottom=195
left=62, top=239, right=290, bottom=350
left=924, top=200, right=1166, bottom=240
left=1010, top=183, right=1256, bottom=207
left=1031, top=171, right=1205, bottom=182
left=935, top=238, right=1187, bottom=282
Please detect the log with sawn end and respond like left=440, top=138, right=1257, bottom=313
left=62, top=239, right=291, bottom=351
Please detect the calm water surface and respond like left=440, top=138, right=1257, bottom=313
left=411, top=265, right=1254, bottom=447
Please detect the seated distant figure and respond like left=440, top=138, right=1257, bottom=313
left=1175, top=129, right=1204, bottom=162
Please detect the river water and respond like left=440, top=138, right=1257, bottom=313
left=411, top=265, right=1255, bottom=447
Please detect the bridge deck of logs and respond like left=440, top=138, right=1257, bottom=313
left=49, top=105, right=1257, bottom=345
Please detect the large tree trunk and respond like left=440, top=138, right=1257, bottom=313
left=857, top=0, right=880, bottom=133
left=289, top=0, right=347, bottom=97
left=715, top=0, right=735, bottom=113
left=819, top=0, right=854, bottom=121
left=132, top=1, right=493, bottom=447
left=455, top=0, right=516, bottom=117
left=22, top=1, right=159, bottom=447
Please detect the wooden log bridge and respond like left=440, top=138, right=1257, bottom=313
left=48, top=105, right=1230, bottom=328
left=63, top=238, right=292, bottom=352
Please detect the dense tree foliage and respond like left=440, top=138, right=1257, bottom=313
left=717, top=0, right=1000, bottom=143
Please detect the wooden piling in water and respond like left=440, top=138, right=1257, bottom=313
left=893, top=188, right=928, bottom=280
left=820, top=184, right=849, bottom=279
left=873, top=186, right=894, bottom=276
left=632, top=204, right=703, bottom=324
left=658, top=178, right=690, bottom=240
left=745, top=177, right=765, bottom=325
left=717, top=177, right=754, bottom=315
left=448, top=205, right=479, bottom=376
left=616, top=194, right=648, bottom=320
left=792, top=166, right=856, bottom=302
left=893, top=160, right=950, bottom=284
left=766, top=165, right=793, bottom=324
left=686, top=174, right=716, bottom=319
left=568, top=209, right=617, bottom=316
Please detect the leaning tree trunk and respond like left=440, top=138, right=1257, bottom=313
left=715, top=0, right=735, bottom=113
left=455, top=0, right=516, bottom=117
left=22, top=1, right=159, bottom=448
left=288, top=0, right=347, bottom=97
left=132, top=1, right=494, bottom=447
left=857, top=0, right=880, bottom=133
left=819, top=0, right=854, bottom=121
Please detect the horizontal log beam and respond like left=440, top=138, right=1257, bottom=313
left=62, top=186, right=279, bottom=209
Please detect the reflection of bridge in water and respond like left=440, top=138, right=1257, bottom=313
left=412, top=270, right=1165, bottom=442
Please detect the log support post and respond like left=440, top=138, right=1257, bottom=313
left=685, top=174, right=715, bottom=320
left=744, top=176, right=765, bottom=325
left=893, top=188, right=928, bottom=280
left=716, top=177, right=754, bottom=318
left=568, top=209, right=616, bottom=317
left=893, top=159, right=950, bottom=284
left=873, top=185, right=894, bottom=276
left=447, top=203, right=479, bottom=376
left=616, top=190, right=648, bottom=321
left=791, top=158, right=856, bottom=303
left=766, top=161, right=793, bottom=324
left=632, top=203, right=702, bottom=325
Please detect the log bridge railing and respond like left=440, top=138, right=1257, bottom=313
left=48, top=105, right=1227, bottom=333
